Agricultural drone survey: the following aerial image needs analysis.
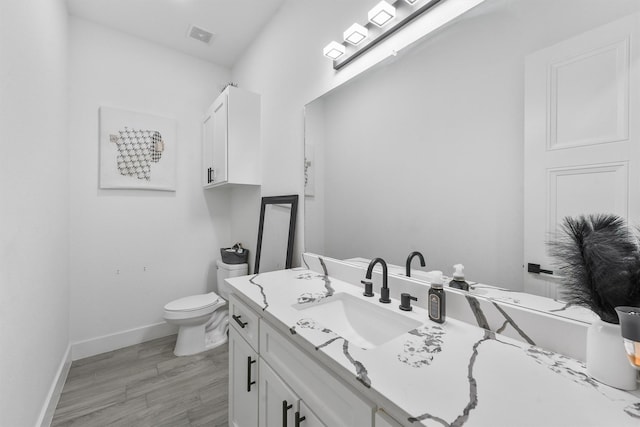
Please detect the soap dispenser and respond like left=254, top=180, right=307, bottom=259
left=449, top=264, right=469, bottom=291
left=428, top=272, right=446, bottom=324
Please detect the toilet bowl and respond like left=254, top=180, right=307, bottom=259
left=163, top=260, right=248, bottom=356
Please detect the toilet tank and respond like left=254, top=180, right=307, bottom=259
left=216, top=260, right=248, bottom=300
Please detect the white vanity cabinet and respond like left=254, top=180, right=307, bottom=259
left=202, top=86, right=260, bottom=188
left=259, top=321, right=373, bottom=427
left=228, top=295, right=376, bottom=427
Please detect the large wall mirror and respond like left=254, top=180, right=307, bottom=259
left=304, top=0, right=640, bottom=319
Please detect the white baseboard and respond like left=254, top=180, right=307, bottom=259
left=37, top=344, right=71, bottom=427
left=35, top=323, right=177, bottom=426
left=71, top=322, right=177, bottom=361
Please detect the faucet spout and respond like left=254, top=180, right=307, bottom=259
left=365, top=257, right=391, bottom=303
left=406, top=251, right=426, bottom=277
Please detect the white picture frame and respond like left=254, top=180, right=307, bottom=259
left=99, top=106, right=177, bottom=191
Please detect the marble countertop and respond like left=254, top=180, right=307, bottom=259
left=227, top=267, right=640, bottom=427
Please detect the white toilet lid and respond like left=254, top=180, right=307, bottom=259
left=165, top=292, right=221, bottom=312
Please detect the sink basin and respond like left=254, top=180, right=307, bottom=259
left=293, top=292, right=421, bottom=349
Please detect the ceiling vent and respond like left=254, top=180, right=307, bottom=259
left=187, top=25, right=215, bottom=44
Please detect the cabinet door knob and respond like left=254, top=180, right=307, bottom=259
left=246, top=357, right=256, bottom=392
left=295, top=412, right=306, bottom=426
left=232, top=314, right=248, bottom=328
left=282, top=400, right=293, bottom=427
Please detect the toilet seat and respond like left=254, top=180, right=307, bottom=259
left=164, top=292, right=225, bottom=320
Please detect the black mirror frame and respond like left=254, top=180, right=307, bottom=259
left=254, top=194, right=299, bottom=274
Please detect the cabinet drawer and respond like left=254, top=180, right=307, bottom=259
left=260, top=320, right=374, bottom=427
left=230, top=294, right=260, bottom=352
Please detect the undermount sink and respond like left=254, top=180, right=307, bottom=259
left=293, top=292, right=421, bottom=349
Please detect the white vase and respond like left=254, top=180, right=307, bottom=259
left=586, top=318, right=638, bottom=390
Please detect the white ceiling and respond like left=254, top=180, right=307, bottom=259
left=66, top=0, right=286, bottom=67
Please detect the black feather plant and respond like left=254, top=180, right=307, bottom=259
left=549, top=214, right=640, bottom=324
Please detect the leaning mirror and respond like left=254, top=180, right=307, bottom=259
left=255, top=195, right=299, bottom=274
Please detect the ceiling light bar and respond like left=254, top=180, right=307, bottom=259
left=328, top=0, right=446, bottom=70
left=368, top=1, right=396, bottom=27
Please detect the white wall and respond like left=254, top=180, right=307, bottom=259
left=230, top=0, right=375, bottom=268
left=234, top=0, right=640, bottom=287
left=230, top=0, right=487, bottom=269
left=0, top=0, right=70, bottom=425
left=68, top=18, right=232, bottom=354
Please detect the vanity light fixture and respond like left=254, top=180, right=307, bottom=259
left=324, top=0, right=463, bottom=70
left=368, top=1, right=396, bottom=27
left=323, top=41, right=346, bottom=59
left=343, top=23, right=369, bottom=45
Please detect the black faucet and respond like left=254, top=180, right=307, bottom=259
left=364, top=258, right=391, bottom=303
left=406, top=251, right=426, bottom=277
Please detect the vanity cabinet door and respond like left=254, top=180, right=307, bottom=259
left=210, top=93, right=228, bottom=185
left=296, top=401, right=325, bottom=427
left=259, top=359, right=299, bottom=427
left=229, top=327, right=259, bottom=427
left=202, top=94, right=228, bottom=186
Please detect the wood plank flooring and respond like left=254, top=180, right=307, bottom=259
left=51, top=335, right=228, bottom=427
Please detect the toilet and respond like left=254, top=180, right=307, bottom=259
left=163, top=260, right=248, bottom=356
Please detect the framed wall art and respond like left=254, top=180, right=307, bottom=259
left=99, top=107, right=177, bottom=191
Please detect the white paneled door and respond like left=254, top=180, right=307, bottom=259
left=524, top=14, right=640, bottom=298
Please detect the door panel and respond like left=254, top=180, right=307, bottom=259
left=550, top=38, right=629, bottom=148
left=203, top=112, right=213, bottom=185
left=229, top=329, right=258, bottom=427
left=548, top=162, right=629, bottom=234
left=524, top=14, right=640, bottom=298
left=212, top=94, right=228, bottom=183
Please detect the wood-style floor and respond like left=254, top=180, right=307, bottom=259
left=51, top=335, right=228, bottom=427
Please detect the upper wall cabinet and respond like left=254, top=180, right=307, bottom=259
left=203, top=86, right=260, bottom=188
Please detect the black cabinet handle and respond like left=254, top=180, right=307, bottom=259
left=207, top=167, right=212, bottom=183
left=246, top=357, right=256, bottom=392
left=282, top=400, right=293, bottom=427
left=233, top=314, right=248, bottom=328
left=295, top=412, right=306, bottom=426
